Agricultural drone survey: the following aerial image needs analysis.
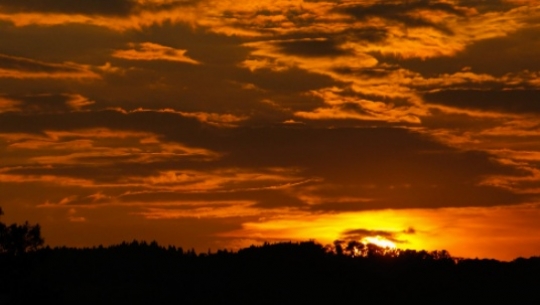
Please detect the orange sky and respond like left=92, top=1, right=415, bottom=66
left=1, top=0, right=540, bottom=260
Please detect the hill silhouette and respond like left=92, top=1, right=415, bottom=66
left=0, top=240, right=539, bottom=304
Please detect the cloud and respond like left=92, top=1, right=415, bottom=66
left=334, top=0, right=467, bottom=34
left=65, top=94, right=95, bottom=110
left=133, top=168, right=307, bottom=193
left=375, top=26, right=540, bottom=77
left=456, top=0, right=519, bottom=13
left=129, top=108, right=247, bottom=126
left=0, top=97, right=20, bottom=113
left=0, top=100, right=531, bottom=213
left=0, top=124, right=222, bottom=196
left=112, top=42, right=200, bottom=64
left=136, top=201, right=262, bottom=219
left=424, top=90, right=540, bottom=114
left=340, top=227, right=416, bottom=244
left=2, top=104, right=527, bottom=211
left=0, top=1, right=203, bottom=31
left=0, top=0, right=201, bottom=17
left=68, top=210, right=87, bottom=222
left=1, top=0, right=540, bottom=259
left=0, top=0, right=136, bottom=16
left=294, top=87, right=424, bottom=123
left=0, top=172, right=94, bottom=186
left=0, top=54, right=100, bottom=79
left=242, top=39, right=378, bottom=74
left=0, top=94, right=95, bottom=114
left=275, top=38, right=353, bottom=58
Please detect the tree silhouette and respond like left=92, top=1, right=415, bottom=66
left=0, top=207, right=44, bottom=255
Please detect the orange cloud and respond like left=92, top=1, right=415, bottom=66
left=1, top=0, right=540, bottom=259
left=294, top=87, right=424, bottom=123
left=65, top=94, right=95, bottom=110
left=129, top=108, right=248, bottom=127
left=241, top=39, right=378, bottom=75
left=1, top=128, right=219, bottom=167
left=0, top=54, right=100, bottom=79
left=0, top=97, right=21, bottom=113
left=0, top=173, right=93, bottom=186
left=0, top=1, right=202, bottom=31
left=137, top=201, right=262, bottom=219
left=112, top=42, right=200, bottom=64
left=128, top=168, right=309, bottom=194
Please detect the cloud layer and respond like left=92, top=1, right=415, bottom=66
left=1, top=0, right=540, bottom=259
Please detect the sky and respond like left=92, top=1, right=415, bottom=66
left=1, top=0, right=540, bottom=260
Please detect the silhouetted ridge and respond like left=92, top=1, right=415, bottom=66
left=0, top=240, right=539, bottom=304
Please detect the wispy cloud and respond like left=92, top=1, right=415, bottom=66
left=0, top=54, right=99, bottom=79
left=113, top=42, right=200, bottom=64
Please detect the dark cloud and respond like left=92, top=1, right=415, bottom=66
left=0, top=108, right=529, bottom=213
left=342, top=27, right=389, bottom=43
left=456, top=0, right=517, bottom=13
left=0, top=22, right=124, bottom=65
left=343, top=228, right=397, bottom=238
left=304, top=184, right=526, bottom=212
left=0, top=0, right=136, bottom=16
left=374, top=27, right=540, bottom=77
left=118, top=189, right=304, bottom=206
left=335, top=0, right=464, bottom=34
left=129, top=22, right=250, bottom=65
left=0, top=109, right=203, bottom=134
left=338, top=102, right=369, bottom=114
left=0, top=21, right=335, bottom=114
left=0, top=53, right=85, bottom=74
left=332, top=66, right=395, bottom=78
left=0, top=0, right=202, bottom=17
left=275, top=39, right=352, bottom=57
left=270, top=27, right=388, bottom=53
left=0, top=94, right=93, bottom=113
left=202, top=127, right=527, bottom=210
left=456, top=27, right=540, bottom=76
left=337, top=1, right=464, bottom=18
left=424, top=90, right=540, bottom=114
left=237, top=66, right=337, bottom=94
left=226, top=6, right=318, bottom=33
left=418, top=109, right=504, bottom=132
left=5, top=165, right=152, bottom=185
left=340, top=227, right=416, bottom=243
left=342, top=86, right=413, bottom=107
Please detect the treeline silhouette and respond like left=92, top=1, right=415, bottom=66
left=0, top=207, right=43, bottom=256
left=1, top=240, right=540, bottom=304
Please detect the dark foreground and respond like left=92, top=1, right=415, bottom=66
left=1, top=241, right=539, bottom=304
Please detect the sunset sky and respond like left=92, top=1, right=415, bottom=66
left=1, top=0, right=540, bottom=260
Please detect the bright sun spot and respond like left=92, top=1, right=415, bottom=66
left=362, top=236, right=397, bottom=249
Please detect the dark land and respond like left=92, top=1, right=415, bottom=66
left=1, top=240, right=539, bottom=305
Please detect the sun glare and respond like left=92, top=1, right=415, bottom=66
left=362, top=236, right=397, bottom=249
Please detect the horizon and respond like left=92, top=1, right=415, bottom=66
left=2, top=0, right=540, bottom=262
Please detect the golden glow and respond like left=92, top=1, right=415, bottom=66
left=222, top=205, right=540, bottom=261
left=362, top=236, right=397, bottom=249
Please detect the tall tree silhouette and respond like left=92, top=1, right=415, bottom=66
left=0, top=207, right=44, bottom=255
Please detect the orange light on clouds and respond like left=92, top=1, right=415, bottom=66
left=2, top=0, right=540, bottom=262
left=112, top=42, right=200, bottom=64
left=223, top=204, right=540, bottom=261
left=362, top=236, right=397, bottom=249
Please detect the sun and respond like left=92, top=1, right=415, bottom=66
left=362, top=236, right=397, bottom=249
